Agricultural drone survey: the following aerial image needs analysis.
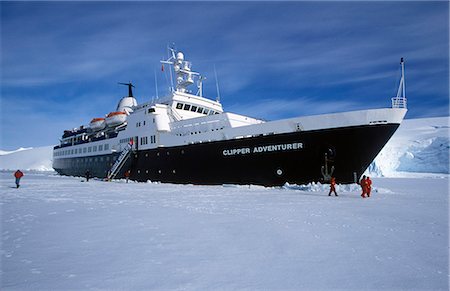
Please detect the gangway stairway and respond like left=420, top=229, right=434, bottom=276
left=107, top=143, right=132, bottom=180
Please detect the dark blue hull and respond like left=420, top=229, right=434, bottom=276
left=53, top=123, right=399, bottom=186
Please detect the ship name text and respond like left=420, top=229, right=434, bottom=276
left=222, top=142, right=304, bottom=156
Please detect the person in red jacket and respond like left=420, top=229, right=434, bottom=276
left=360, top=175, right=367, bottom=198
left=124, top=170, right=130, bottom=183
left=14, top=170, right=24, bottom=188
left=366, top=176, right=373, bottom=197
left=328, top=177, right=338, bottom=196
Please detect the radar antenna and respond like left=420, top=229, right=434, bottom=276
left=118, top=82, right=135, bottom=97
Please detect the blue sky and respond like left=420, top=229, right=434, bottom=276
left=1, top=1, right=448, bottom=150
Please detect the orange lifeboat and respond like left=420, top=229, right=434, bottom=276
left=89, top=118, right=106, bottom=131
left=105, top=111, right=127, bottom=127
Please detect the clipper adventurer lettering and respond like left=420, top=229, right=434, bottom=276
left=53, top=47, right=408, bottom=186
left=223, top=142, right=304, bottom=156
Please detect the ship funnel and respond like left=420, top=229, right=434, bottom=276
left=117, top=82, right=137, bottom=113
left=118, top=82, right=135, bottom=97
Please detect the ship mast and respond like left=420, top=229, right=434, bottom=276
left=392, top=58, right=407, bottom=108
left=160, top=47, right=203, bottom=95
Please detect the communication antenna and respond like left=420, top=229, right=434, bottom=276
left=214, top=64, right=221, bottom=102
left=154, top=70, right=159, bottom=99
left=168, top=44, right=175, bottom=92
left=197, top=75, right=206, bottom=97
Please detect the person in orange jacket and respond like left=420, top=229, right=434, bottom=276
left=366, top=176, right=372, bottom=197
left=124, top=170, right=130, bottom=183
left=360, top=175, right=367, bottom=198
left=328, top=177, right=338, bottom=196
left=14, top=170, right=24, bottom=188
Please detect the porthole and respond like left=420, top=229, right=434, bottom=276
left=172, top=169, right=176, bottom=174
left=158, top=170, right=162, bottom=174
left=137, top=170, right=141, bottom=174
left=276, top=168, right=283, bottom=176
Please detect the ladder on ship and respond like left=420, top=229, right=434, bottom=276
left=107, top=143, right=132, bottom=180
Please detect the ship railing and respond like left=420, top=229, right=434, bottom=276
left=391, top=97, right=407, bottom=109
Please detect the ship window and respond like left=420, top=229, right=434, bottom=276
left=148, top=108, right=156, bottom=113
left=71, top=149, right=74, bottom=155
left=99, top=145, right=103, bottom=151
left=88, top=147, right=92, bottom=153
left=183, top=104, right=191, bottom=111
left=176, top=103, right=183, bottom=109
left=204, top=109, right=210, bottom=115
left=104, top=144, right=109, bottom=150
left=190, top=106, right=197, bottom=112
left=197, top=107, right=203, bottom=113
left=83, top=148, right=87, bottom=153
left=93, top=146, right=97, bottom=152
left=143, top=121, right=146, bottom=126
left=140, top=136, right=148, bottom=145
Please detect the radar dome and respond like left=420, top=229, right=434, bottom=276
left=176, top=52, right=184, bottom=61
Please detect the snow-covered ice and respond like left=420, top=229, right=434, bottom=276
left=0, top=146, right=54, bottom=171
left=1, top=172, right=448, bottom=290
left=1, top=116, right=448, bottom=289
left=369, top=116, right=449, bottom=177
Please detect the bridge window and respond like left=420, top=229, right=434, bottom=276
left=196, top=107, right=203, bottom=113
left=176, top=103, right=183, bottom=109
left=183, top=104, right=191, bottom=111
left=190, top=106, right=197, bottom=112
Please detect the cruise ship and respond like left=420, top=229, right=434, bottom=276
left=53, top=48, right=408, bottom=186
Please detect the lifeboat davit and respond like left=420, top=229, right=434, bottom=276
left=105, top=111, right=127, bottom=127
left=89, top=118, right=106, bottom=131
